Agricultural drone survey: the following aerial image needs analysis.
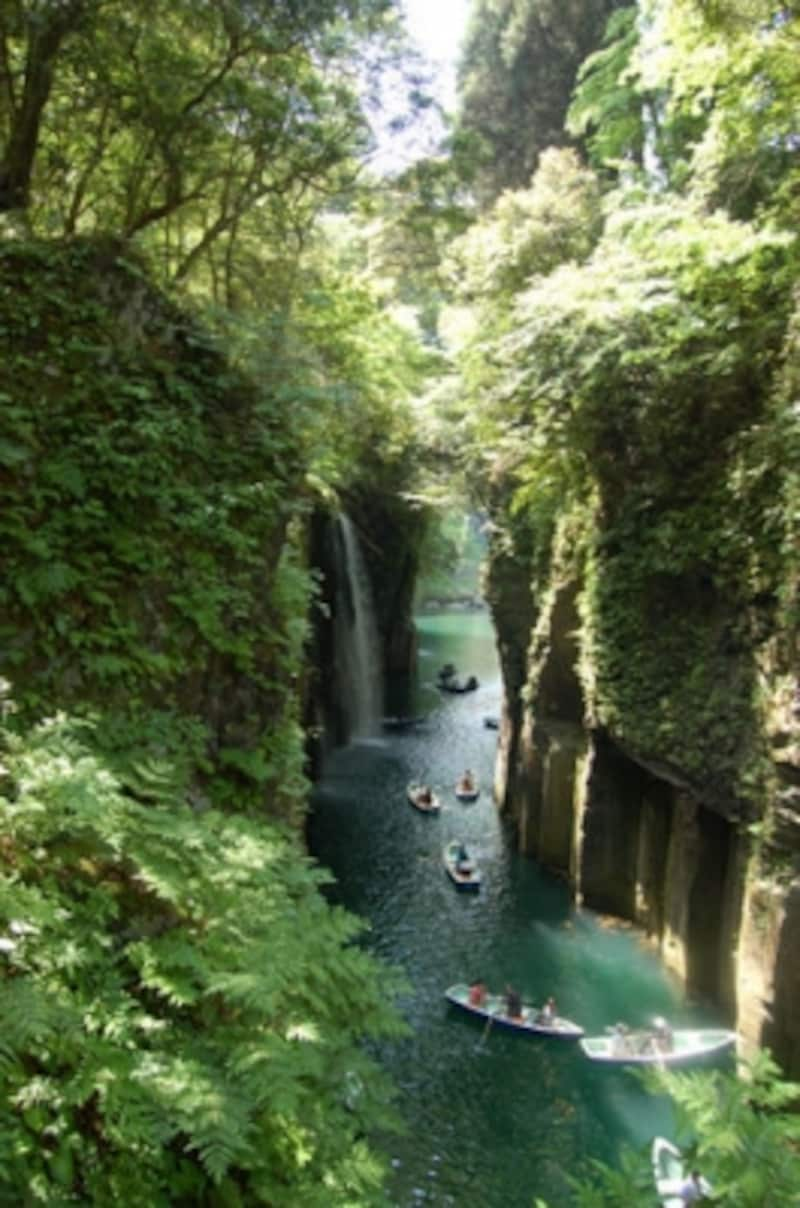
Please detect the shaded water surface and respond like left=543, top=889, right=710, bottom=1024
left=309, top=613, right=723, bottom=1207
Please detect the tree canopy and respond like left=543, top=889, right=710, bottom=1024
left=455, top=0, right=624, bottom=205
left=0, top=0, right=404, bottom=288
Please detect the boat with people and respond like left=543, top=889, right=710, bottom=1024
left=580, top=1020, right=737, bottom=1065
left=407, top=782, right=441, bottom=814
left=455, top=771, right=480, bottom=801
left=652, top=1136, right=713, bottom=1206
left=439, top=673, right=479, bottom=693
left=444, top=983, right=584, bottom=1038
left=442, top=840, right=481, bottom=890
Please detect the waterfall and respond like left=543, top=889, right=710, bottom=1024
left=334, top=514, right=383, bottom=738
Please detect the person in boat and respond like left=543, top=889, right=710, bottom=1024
left=652, top=1015, right=674, bottom=1053
left=610, top=1021, right=630, bottom=1056
left=539, top=996, right=557, bottom=1024
left=417, top=785, right=433, bottom=805
left=505, top=984, right=523, bottom=1019
left=458, top=769, right=475, bottom=793
left=468, top=980, right=487, bottom=1007
left=454, top=842, right=471, bottom=872
left=678, top=1171, right=709, bottom=1204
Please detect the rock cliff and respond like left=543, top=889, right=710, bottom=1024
left=489, top=542, right=800, bottom=1076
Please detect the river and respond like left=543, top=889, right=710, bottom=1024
left=308, top=611, right=722, bottom=1207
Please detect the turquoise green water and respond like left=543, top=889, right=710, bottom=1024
left=309, top=613, right=726, bottom=1207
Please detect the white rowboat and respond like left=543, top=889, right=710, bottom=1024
left=580, top=1027, right=736, bottom=1065
left=407, top=783, right=441, bottom=814
left=652, top=1136, right=712, bottom=1206
left=442, top=841, right=481, bottom=890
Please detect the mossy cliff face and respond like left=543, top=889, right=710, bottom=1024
left=0, top=238, right=307, bottom=817
left=349, top=489, right=427, bottom=677
left=484, top=278, right=800, bottom=1075
left=490, top=536, right=799, bottom=1074
left=483, top=475, right=538, bottom=813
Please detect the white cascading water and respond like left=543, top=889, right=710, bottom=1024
left=335, top=514, right=383, bottom=738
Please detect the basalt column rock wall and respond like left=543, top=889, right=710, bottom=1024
left=348, top=493, right=427, bottom=677
left=484, top=523, right=537, bottom=814
left=495, top=562, right=799, bottom=1075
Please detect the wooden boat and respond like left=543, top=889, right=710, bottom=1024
left=444, top=983, right=584, bottom=1038
left=442, top=840, right=481, bottom=890
left=455, top=777, right=479, bottom=802
left=580, top=1025, right=737, bottom=1065
left=407, top=782, right=441, bottom=814
left=439, top=674, right=479, bottom=694
left=382, top=714, right=427, bottom=732
left=652, top=1137, right=712, bottom=1207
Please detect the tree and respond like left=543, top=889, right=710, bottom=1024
left=442, top=144, right=603, bottom=503
left=454, top=0, right=623, bottom=206
left=0, top=0, right=89, bottom=211
left=567, top=5, right=707, bottom=189
left=359, top=153, right=476, bottom=341
left=450, top=145, right=602, bottom=303
left=0, top=1, right=403, bottom=279
left=634, top=0, right=800, bottom=220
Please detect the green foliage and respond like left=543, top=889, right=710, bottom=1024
left=458, top=177, right=799, bottom=801
left=0, top=711, right=407, bottom=1203
left=635, top=0, right=800, bottom=221
left=451, top=148, right=603, bottom=302
left=416, top=510, right=486, bottom=603
left=441, top=147, right=605, bottom=508
left=455, top=0, right=624, bottom=206
left=0, top=237, right=316, bottom=813
left=359, top=155, right=476, bottom=342
left=570, top=1053, right=800, bottom=1206
left=0, top=0, right=403, bottom=285
left=567, top=5, right=706, bottom=189
left=567, top=7, right=646, bottom=173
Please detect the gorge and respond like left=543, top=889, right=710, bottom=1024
left=1, top=0, right=798, bottom=1203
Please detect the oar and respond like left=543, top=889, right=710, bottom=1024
left=475, top=1007, right=497, bottom=1052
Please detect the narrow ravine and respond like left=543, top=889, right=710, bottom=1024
left=308, top=611, right=731, bottom=1207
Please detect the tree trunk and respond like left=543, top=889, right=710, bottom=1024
left=0, top=2, right=86, bottom=212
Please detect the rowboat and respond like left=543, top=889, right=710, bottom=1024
left=444, top=983, right=584, bottom=1038
left=407, top=782, right=441, bottom=814
left=455, top=778, right=479, bottom=802
left=442, top=841, right=481, bottom=890
left=382, top=714, right=427, bottom=731
left=439, top=674, right=479, bottom=694
left=580, top=1025, right=737, bottom=1065
left=652, top=1137, right=713, bottom=1207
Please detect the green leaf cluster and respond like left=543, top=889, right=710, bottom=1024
left=454, top=0, right=623, bottom=206
left=569, top=1052, right=800, bottom=1207
left=0, top=237, right=316, bottom=813
left=453, top=110, right=800, bottom=804
left=1, top=0, right=403, bottom=286
left=0, top=710, right=407, bottom=1204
